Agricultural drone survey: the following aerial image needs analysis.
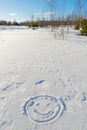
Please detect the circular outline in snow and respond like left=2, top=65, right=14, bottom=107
left=23, top=95, right=65, bottom=124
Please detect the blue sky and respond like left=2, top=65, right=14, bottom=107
left=0, top=0, right=79, bottom=22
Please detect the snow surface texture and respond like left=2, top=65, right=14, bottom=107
left=0, top=26, right=87, bottom=130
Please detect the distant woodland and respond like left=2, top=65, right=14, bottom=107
left=0, top=19, right=80, bottom=27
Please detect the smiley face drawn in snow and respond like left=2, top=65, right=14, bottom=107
left=24, top=95, right=64, bottom=124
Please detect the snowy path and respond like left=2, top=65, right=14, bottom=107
left=0, top=27, right=87, bottom=130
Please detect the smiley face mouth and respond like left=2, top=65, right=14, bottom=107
left=34, top=109, right=53, bottom=117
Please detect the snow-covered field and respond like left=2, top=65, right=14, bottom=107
left=0, top=26, right=87, bottom=130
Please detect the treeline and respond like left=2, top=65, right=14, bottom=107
left=0, top=20, right=19, bottom=25
left=20, top=20, right=78, bottom=27
left=0, top=19, right=78, bottom=27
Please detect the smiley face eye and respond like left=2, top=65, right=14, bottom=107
left=29, top=101, right=34, bottom=107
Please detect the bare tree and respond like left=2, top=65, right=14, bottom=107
left=74, top=0, right=83, bottom=30
left=48, top=0, right=56, bottom=31
left=78, top=0, right=83, bottom=30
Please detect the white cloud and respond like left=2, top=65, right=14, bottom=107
left=9, top=13, right=17, bottom=16
left=43, top=12, right=54, bottom=20
left=44, top=11, right=54, bottom=16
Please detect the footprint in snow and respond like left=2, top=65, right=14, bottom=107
left=0, top=121, right=7, bottom=128
left=35, top=80, right=45, bottom=86
left=16, top=80, right=26, bottom=85
left=1, top=84, right=12, bottom=91
left=78, top=92, right=87, bottom=104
